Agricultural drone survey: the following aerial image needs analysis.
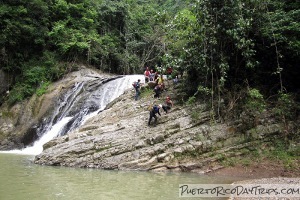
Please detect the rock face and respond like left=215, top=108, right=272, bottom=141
left=33, top=80, right=285, bottom=172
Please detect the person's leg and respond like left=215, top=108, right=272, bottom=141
left=154, top=115, right=157, bottom=126
left=148, top=112, right=153, bottom=125
left=135, top=89, right=140, bottom=100
left=137, top=89, right=140, bottom=99
left=154, top=90, right=158, bottom=98
left=162, top=105, right=168, bottom=113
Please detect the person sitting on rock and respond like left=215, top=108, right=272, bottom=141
left=149, top=69, right=155, bottom=81
left=162, top=96, right=174, bottom=113
left=144, top=67, right=150, bottom=83
left=148, top=104, right=162, bottom=126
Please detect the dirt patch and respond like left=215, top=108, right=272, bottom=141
left=208, top=160, right=300, bottom=179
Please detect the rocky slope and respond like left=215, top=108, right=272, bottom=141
left=33, top=76, right=286, bottom=172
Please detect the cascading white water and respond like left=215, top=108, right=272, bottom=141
left=3, top=75, right=144, bottom=155
left=82, top=75, right=145, bottom=123
left=5, top=117, right=73, bottom=155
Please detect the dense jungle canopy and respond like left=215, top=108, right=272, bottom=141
left=0, top=0, right=299, bottom=110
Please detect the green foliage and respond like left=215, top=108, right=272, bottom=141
left=47, top=1, right=101, bottom=62
left=1, top=0, right=299, bottom=107
left=196, top=85, right=210, bottom=96
left=221, top=157, right=237, bottom=167
left=186, top=96, right=196, bottom=105
left=8, top=83, right=31, bottom=105
left=6, top=51, right=68, bottom=105
left=0, top=0, right=49, bottom=71
left=190, top=110, right=200, bottom=122
left=245, top=88, right=266, bottom=113
left=36, top=81, right=51, bottom=97
left=237, top=88, right=266, bottom=130
left=140, top=87, right=153, bottom=99
left=264, top=140, right=299, bottom=170
left=273, top=92, right=298, bottom=121
left=164, top=0, right=299, bottom=101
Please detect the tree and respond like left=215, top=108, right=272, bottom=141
left=0, top=0, right=50, bottom=72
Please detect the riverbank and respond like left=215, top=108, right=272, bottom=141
left=209, top=160, right=300, bottom=179
left=209, top=160, right=300, bottom=200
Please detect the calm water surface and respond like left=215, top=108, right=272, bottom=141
left=0, top=153, right=244, bottom=200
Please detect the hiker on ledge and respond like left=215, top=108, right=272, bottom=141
left=133, top=79, right=141, bottom=100
left=154, top=84, right=162, bottom=98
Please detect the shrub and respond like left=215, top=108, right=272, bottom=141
left=36, top=81, right=51, bottom=96
left=273, top=92, right=298, bottom=121
left=245, top=88, right=265, bottom=113
left=187, top=96, right=196, bottom=105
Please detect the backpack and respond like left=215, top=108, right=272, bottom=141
left=132, top=81, right=139, bottom=88
left=153, top=105, right=159, bottom=113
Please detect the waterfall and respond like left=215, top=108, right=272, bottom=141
left=3, top=75, right=144, bottom=155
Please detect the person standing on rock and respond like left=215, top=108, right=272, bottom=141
left=144, top=67, right=150, bottom=83
left=133, top=79, right=141, bottom=101
left=148, top=104, right=162, bottom=126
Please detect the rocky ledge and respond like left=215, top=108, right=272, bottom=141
left=34, top=78, right=285, bottom=173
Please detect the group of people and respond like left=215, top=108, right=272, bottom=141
left=144, top=67, right=157, bottom=83
left=144, top=67, right=167, bottom=99
left=132, top=66, right=176, bottom=127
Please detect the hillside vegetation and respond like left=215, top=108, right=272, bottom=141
left=0, top=0, right=299, bottom=159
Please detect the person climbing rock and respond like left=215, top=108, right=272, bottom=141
left=148, top=104, right=162, bottom=126
left=156, top=74, right=165, bottom=90
left=166, top=96, right=174, bottom=108
left=153, top=84, right=162, bottom=98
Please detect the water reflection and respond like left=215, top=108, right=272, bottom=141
left=0, top=153, right=243, bottom=200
